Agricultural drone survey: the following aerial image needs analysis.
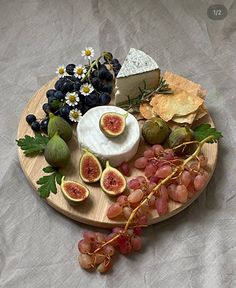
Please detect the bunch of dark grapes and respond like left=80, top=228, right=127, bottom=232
left=25, top=56, right=121, bottom=134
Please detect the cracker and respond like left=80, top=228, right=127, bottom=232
left=139, top=103, right=154, bottom=119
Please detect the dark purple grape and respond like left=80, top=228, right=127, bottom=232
left=60, top=80, right=74, bottom=93
left=91, top=77, right=101, bottom=90
left=59, top=105, right=70, bottom=118
left=111, top=58, right=120, bottom=66
left=66, top=64, right=75, bottom=75
left=26, top=114, right=36, bottom=125
left=101, top=83, right=113, bottom=94
left=42, top=103, right=51, bottom=114
left=54, top=78, right=65, bottom=90
left=99, top=92, right=111, bottom=105
left=31, top=121, right=40, bottom=132
left=46, top=89, right=56, bottom=98
left=40, top=118, right=49, bottom=134
left=99, top=66, right=113, bottom=81
left=81, top=105, right=90, bottom=115
left=73, top=80, right=81, bottom=91
left=91, top=69, right=99, bottom=78
left=54, top=91, right=65, bottom=101
left=85, top=92, right=99, bottom=106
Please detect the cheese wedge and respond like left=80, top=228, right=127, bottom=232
left=115, top=48, right=160, bottom=105
left=77, top=106, right=141, bottom=167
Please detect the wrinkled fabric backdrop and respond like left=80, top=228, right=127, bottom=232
left=0, top=0, right=236, bottom=287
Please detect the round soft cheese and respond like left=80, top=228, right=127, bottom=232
left=77, top=106, right=141, bottom=167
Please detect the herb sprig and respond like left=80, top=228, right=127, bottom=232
left=118, top=77, right=173, bottom=113
left=16, top=134, right=49, bottom=156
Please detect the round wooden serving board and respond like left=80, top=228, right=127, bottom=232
left=17, top=78, right=218, bottom=228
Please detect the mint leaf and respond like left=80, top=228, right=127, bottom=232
left=193, top=124, right=223, bottom=143
left=16, top=134, right=49, bottom=157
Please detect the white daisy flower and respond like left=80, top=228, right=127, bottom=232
left=65, top=92, right=80, bottom=106
left=80, top=83, right=94, bottom=96
left=56, top=65, right=66, bottom=78
left=74, top=65, right=87, bottom=79
left=81, top=47, right=94, bottom=60
left=69, top=109, right=82, bottom=122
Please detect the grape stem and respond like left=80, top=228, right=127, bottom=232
left=124, top=135, right=214, bottom=231
left=88, top=234, right=120, bottom=256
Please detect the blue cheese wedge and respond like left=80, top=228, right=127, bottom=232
left=77, top=106, right=141, bottom=167
left=115, top=48, right=160, bottom=105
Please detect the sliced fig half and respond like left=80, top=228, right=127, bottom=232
left=79, top=149, right=102, bottom=183
left=99, top=112, right=128, bottom=137
left=100, top=161, right=126, bottom=196
left=61, top=177, right=89, bottom=206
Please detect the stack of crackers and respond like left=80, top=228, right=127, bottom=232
left=140, top=71, right=207, bottom=128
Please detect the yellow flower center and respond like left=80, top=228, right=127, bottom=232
left=71, top=111, right=79, bottom=119
left=83, top=86, right=90, bottom=94
left=69, top=95, right=76, bottom=102
left=85, top=49, right=91, bottom=56
left=59, top=67, right=64, bottom=74
left=76, top=67, right=83, bottom=75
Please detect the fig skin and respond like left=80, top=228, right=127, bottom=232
left=99, top=112, right=128, bottom=138
left=167, top=126, right=193, bottom=149
left=60, top=177, right=89, bottom=206
left=79, top=149, right=102, bottom=183
left=44, top=133, right=70, bottom=168
left=100, top=161, right=126, bottom=196
left=142, top=117, right=170, bottom=145
left=48, top=113, right=73, bottom=142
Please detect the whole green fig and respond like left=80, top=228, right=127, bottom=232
left=44, top=132, right=70, bottom=167
left=142, top=117, right=170, bottom=145
left=167, top=126, right=193, bottom=148
left=48, top=113, right=72, bottom=142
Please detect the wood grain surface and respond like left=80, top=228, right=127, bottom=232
left=17, top=78, right=218, bottom=228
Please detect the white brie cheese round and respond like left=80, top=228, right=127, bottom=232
left=77, top=106, right=140, bottom=167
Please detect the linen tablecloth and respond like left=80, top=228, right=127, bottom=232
left=1, top=0, right=236, bottom=287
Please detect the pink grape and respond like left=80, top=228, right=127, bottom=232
left=137, top=215, right=148, bottom=226
left=169, top=184, right=188, bottom=203
left=128, top=178, right=141, bottom=190
left=118, top=162, right=130, bottom=176
left=112, top=227, right=124, bottom=234
left=150, top=175, right=159, bottom=184
left=136, top=175, right=147, bottom=186
left=148, top=195, right=156, bottom=208
left=96, top=260, right=112, bottom=273
left=167, top=184, right=177, bottom=195
left=158, top=185, right=168, bottom=200
left=194, top=174, right=206, bottom=191
left=133, top=227, right=143, bottom=236
left=128, top=189, right=144, bottom=204
left=155, top=165, right=172, bottom=178
left=156, top=197, right=168, bottom=216
left=123, top=206, right=132, bottom=219
left=164, top=149, right=175, bottom=160
left=144, top=149, right=155, bottom=158
left=117, top=235, right=132, bottom=254
left=180, top=170, right=192, bottom=187
left=117, top=195, right=128, bottom=206
left=106, top=233, right=119, bottom=246
left=83, top=231, right=96, bottom=242
left=95, top=232, right=106, bottom=243
left=131, top=235, right=142, bottom=251
left=107, top=203, right=123, bottom=219
left=78, top=239, right=91, bottom=254
left=152, top=144, right=164, bottom=155
left=134, top=157, right=147, bottom=169
left=145, top=164, right=157, bottom=177
left=187, top=183, right=195, bottom=198
left=92, top=252, right=106, bottom=265
left=104, top=245, right=115, bottom=256
left=78, top=254, right=93, bottom=269
left=199, top=154, right=208, bottom=167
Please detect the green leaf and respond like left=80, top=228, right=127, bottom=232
left=36, top=168, right=63, bottom=199
left=16, top=133, right=49, bottom=157
left=193, top=124, right=223, bottom=143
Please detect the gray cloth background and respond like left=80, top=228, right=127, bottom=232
left=0, top=0, right=236, bottom=287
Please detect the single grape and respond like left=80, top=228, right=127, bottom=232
left=194, top=174, right=206, bottom=191
left=137, top=215, right=148, bottom=226
left=99, top=92, right=111, bottom=105
left=167, top=183, right=177, bottom=198
left=118, top=239, right=132, bottom=255
left=106, top=233, right=119, bottom=246
left=180, top=170, right=192, bottom=187
left=66, top=63, right=75, bottom=75
left=152, top=144, right=164, bottom=155
left=83, top=231, right=96, bottom=243
left=148, top=195, right=156, bottom=208
left=136, top=176, right=147, bottom=186
left=144, top=149, right=155, bottom=158
left=26, top=114, right=36, bottom=125
left=187, top=183, right=196, bottom=198
left=128, top=189, right=144, bottom=204
left=145, top=164, right=157, bottom=178
left=92, top=252, right=106, bottom=265
left=128, top=178, right=141, bottom=190
left=131, top=235, right=142, bottom=251
left=73, top=80, right=81, bottom=91
left=96, top=259, right=112, bottom=273
left=116, top=195, right=128, bottom=206
left=54, top=78, right=65, bottom=90
left=40, top=118, right=49, bottom=134
left=54, top=90, right=65, bottom=101
left=149, top=175, right=159, bottom=184
left=101, top=83, right=113, bottom=94
left=31, top=121, right=40, bottom=132
left=133, top=227, right=143, bottom=236
left=123, top=206, right=132, bottom=219
left=111, top=58, right=120, bottom=66
left=95, top=232, right=106, bottom=244
left=155, top=165, right=172, bottom=178
left=42, top=103, right=51, bottom=114
left=85, top=92, right=99, bottom=106
left=118, top=162, right=130, bottom=176
left=175, top=184, right=188, bottom=203
left=60, top=80, right=74, bottom=93
left=104, top=245, right=115, bottom=256
left=59, top=105, right=70, bottom=118
left=156, top=197, right=168, bottom=216
left=99, top=66, right=113, bottom=81
left=107, top=203, right=123, bottom=219
left=199, top=154, right=208, bottom=167
left=134, top=157, right=147, bottom=169
left=46, top=89, right=56, bottom=98
left=158, top=185, right=168, bottom=200
left=164, top=149, right=175, bottom=160
left=78, top=254, right=93, bottom=269
left=78, top=239, right=91, bottom=254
